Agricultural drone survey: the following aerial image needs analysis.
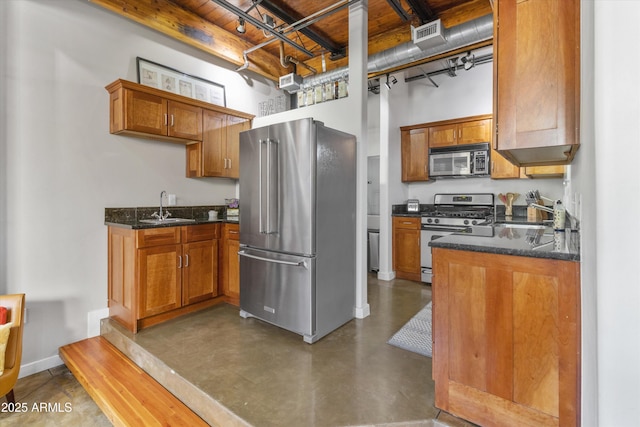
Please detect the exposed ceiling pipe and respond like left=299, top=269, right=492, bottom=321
left=279, top=41, right=318, bottom=74
left=236, top=0, right=358, bottom=71
left=210, top=0, right=314, bottom=57
left=302, top=13, right=493, bottom=87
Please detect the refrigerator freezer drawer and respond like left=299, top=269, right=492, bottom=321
left=239, top=247, right=315, bottom=338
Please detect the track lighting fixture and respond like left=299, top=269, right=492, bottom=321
left=236, top=17, right=246, bottom=34
left=384, top=74, right=398, bottom=89
left=447, top=58, right=458, bottom=77
left=461, top=51, right=475, bottom=70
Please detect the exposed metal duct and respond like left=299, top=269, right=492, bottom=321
left=302, top=13, right=494, bottom=87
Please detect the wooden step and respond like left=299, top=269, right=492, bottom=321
left=59, top=336, right=208, bottom=427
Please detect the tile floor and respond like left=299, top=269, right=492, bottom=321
left=0, top=274, right=476, bottom=427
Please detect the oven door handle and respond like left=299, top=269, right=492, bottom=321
left=421, top=225, right=468, bottom=232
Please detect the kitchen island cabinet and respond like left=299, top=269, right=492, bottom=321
left=220, top=222, right=240, bottom=305
left=431, top=242, right=580, bottom=426
left=392, top=216, right=421, bottom=281
left=494, top=0, right=580, bottom=165
left=108, top=223, right=221, bottom=333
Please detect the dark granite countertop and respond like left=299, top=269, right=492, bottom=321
left=429, top=223, right=580, bottom=262
left=105, top=206, right=239, bottom=230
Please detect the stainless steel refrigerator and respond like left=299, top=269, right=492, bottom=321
left=238, top=118, right=356, bottom=343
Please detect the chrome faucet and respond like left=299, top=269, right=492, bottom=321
left=152, top=190, right=171, bottom=221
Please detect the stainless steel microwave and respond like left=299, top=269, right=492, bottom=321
left=428, top=142, right=490, bottom=178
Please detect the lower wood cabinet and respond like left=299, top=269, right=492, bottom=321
left=108, top=223, right=221, bottom=333
left=392, top=216, right=421, bottom=281
left=220, top=223, right=240, bottom=305
left=432, top=248, right=580, bottom=427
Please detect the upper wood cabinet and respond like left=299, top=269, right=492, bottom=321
left=107, top=80, right=202, bottom=142
left=106, top=79, right=253, bottom=150
left=400, top=128, right=429, bottom=182
left=186, top=113, right=251, bottom=179
left=494, top=0, right=580, bottom=166
left=429, top=118, right=493, bottom=147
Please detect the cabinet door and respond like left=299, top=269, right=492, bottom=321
left=202, top=110, right=227, bottom=177
left=225, top=239, right=240, bottom=301
left=522, top=165, right=566, bottom=178
left=494, top=0, right=580, bottom=164
left=168, top=101, right=202, bottom=141
left=432, top=248, right=580, bottom=427
left=221, top=224, right=240, bottom=303
left=138, top=245, right=182, bottom=318
left=428, top=124, right=457, bottom=147
left=491, top=148, right=521, bottom=179
left=225, top=116, right=251, bottom=179
left=392, top=217, right=421, bottom=281
left=183, top=240, right=218, bottom=305
left=186, top=142, right=202, bottom=178
left=124, top=89, right=167, bottom=136
left=401, top=129, right=429, bottom=182
left=459, top=119, right=492, bottom=145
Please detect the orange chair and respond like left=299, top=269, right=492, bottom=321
left=0, top=294, right=25, bottom=404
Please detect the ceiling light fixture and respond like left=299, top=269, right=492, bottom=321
left=236, top=17, right=246, bottom=34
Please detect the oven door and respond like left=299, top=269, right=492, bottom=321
left=420, top=225, right=466, bottom=283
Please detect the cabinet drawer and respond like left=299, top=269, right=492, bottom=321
left=393, top=217, right=420, bottom=230
left=183, top=223, right=220, bottom=242
left=136, top=227, right=181, bottom=248
left=224, top=223, right=240, bottom=240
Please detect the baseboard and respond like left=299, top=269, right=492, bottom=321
left=19, top=355, right=63, bottom=379
left=377, top=270, right=396, bottom=281
left=354, top=303, right=370, bottom=319
left=88, top=307, right=109, bottom=337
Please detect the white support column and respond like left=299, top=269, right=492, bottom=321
left=350, top=0, right=370, bottom=319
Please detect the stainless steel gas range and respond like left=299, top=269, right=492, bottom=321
left=421, top=193, right=495, bottom=283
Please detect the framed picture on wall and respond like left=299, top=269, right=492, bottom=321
left=136, top=57, right=226, bottom=107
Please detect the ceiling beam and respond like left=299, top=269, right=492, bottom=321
left=259, top=0, right=346, bottom=58
left=89, top=0, right=286, bottom=81
left=208, top=0, right=314, bottom=57
left=405, top=0, right=436, bottom=24
left=385, top=0, right=411, bottom=21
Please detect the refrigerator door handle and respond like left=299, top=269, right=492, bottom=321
left=259, top=138, right=278, bottom=235
left=238, top=250, right=308, bottom=269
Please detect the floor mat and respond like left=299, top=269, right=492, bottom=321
left=387, top=301, right=432, bottom=357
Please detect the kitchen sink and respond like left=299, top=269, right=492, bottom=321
left=139, top=218, right=196, bottom=225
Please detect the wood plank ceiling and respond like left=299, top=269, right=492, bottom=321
left=90, top=0, right=493, bottom=82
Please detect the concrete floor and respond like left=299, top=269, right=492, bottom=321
left=1, top=274, right=475, bottom=426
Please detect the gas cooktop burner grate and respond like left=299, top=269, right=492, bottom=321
left=428, top=208, right=493, bottom=219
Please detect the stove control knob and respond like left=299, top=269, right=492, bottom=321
left=434, top=219, right=439, bottom=224
left=471, top=220, right=478, bottom=225
left=464, top=219, right=470, bottom=225
left=426, top=218, right=432, bottom=224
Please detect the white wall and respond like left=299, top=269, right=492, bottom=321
left=1, top=0, right=281, bottom=374
left=593, top=1, right=640, bottom=425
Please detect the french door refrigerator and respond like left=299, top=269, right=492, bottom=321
left=238, top=118, right=356, bottom=343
